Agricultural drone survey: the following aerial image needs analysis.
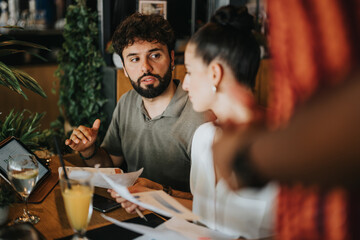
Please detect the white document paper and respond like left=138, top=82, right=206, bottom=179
left=58, top=167, right=143, bottom=188
left=99, top=172, right=200, bottom=221
left=101, top=214, right=233, bottom=240
left=164, top=217, right=233, bottom=240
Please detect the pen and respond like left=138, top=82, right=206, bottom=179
left=151, top=211, right=167, bottom=222
left=135, top=207, right=148, bottom=222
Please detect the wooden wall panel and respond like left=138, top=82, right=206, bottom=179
left=173, top=64, right=186, bottom=82
left=116, top=69, right=132, bottom=101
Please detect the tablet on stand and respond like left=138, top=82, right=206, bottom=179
left=0, top=136, right=56, bottom=203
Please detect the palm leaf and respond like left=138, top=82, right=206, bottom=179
left=26, top=52, right=48, bottom=62
left=0, top=49, right=25, bottom=57
left=0, top=49, right=48, bottom=61
left=0, top=26, right=24, bottom=37
left=0, top=35, right=49, bottom=98
left=0, top=40, right=50, bottom=51
left=11, top=68, right=47, bottom=98
left=0, top=61, right=27, bottom=99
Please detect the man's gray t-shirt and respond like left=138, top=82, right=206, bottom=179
left=101, top=80, right=205, bottom=192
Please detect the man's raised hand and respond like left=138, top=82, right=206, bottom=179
left=65, top=119, right=101, bottom=152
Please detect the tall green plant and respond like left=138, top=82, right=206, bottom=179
left=0, top=26, right=49, bottom=149
left=55, top=0, right=107, bottom=141
left=0, top=27, right=48, bottom=99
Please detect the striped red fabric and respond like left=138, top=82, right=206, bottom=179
left=267, top=0, right=360, bottom=239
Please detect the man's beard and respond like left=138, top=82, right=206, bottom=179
left=130, top=65, right=172, bottom=98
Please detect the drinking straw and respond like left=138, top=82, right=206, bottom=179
left=53, top=136, right=71, bottom=189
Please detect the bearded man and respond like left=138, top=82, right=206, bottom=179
left=65, top=13, right=205, bottom=199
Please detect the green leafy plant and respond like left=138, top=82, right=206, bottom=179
left=0, top=27, right=50, bottom=150
left=0, top=109, right=50, bottom=151
left=55, top=0, right=107, bottom=143
left=0, top=183, right=15, bottom=207
left=0, top=27, right=48, bottom=100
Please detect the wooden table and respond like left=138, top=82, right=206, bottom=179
left=7, top=154, right=141, bottom=239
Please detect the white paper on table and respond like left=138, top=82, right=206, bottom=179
left=101, top=214, right=233, bottom=240
left=132, top=191, right=200, bottom=220
left=99, top=172, right=200, bottom=221
left=58, top=167, right=143, bottom=188
left=164, top=217, right=233, bottom=240
left=101, top=214, right=185, bottom=240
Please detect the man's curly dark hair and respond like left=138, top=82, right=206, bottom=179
left=112, top=13, right=175, bottom=63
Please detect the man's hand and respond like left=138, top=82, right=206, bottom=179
left=107, top=184, right=153, bottom=214
left=107, top=178, right=162, bottom=214
left=65, top=119, right=100, bottom=153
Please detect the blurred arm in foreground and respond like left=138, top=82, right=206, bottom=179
left=214, top=73, right=360, bottom=190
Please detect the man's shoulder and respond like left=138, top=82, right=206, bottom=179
left=113, top=89, right=140, bottom=118
left=115, top=89, right=141, bottom=109
left=118, top=89, right=139, bottom=104
left=181, top=98, right=206, bottom=123
left=172, top=100, right=207, bottom=138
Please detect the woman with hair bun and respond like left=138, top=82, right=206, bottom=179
left=183, top=5, right=277, bottom=239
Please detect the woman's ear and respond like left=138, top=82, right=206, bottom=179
left=209, top=61, right=224, bottom=89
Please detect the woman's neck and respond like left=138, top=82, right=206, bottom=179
left=211, top=91, right=252, bottom=125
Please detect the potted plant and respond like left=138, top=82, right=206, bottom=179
left=0, top=183, right=15, bottom=225
left=54, top=0, right=107, bottom=147
left=0, top=26, right=50, bottom=150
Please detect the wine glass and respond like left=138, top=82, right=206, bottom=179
left=60, top=171, right=93, bottom=240
left=7, top=153, right=40, bottom=224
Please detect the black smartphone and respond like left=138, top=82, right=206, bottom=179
left=93, top=194, right=121, bottom=213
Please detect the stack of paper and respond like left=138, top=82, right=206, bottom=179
left=99, top=172, right=199, bottom=221
left=58, top=166, right=143, bottom=188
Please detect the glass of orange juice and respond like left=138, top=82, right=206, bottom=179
left=60, top=171, right=94, bottom=240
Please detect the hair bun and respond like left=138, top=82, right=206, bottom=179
left=211, top=5, right=254, bottom=34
